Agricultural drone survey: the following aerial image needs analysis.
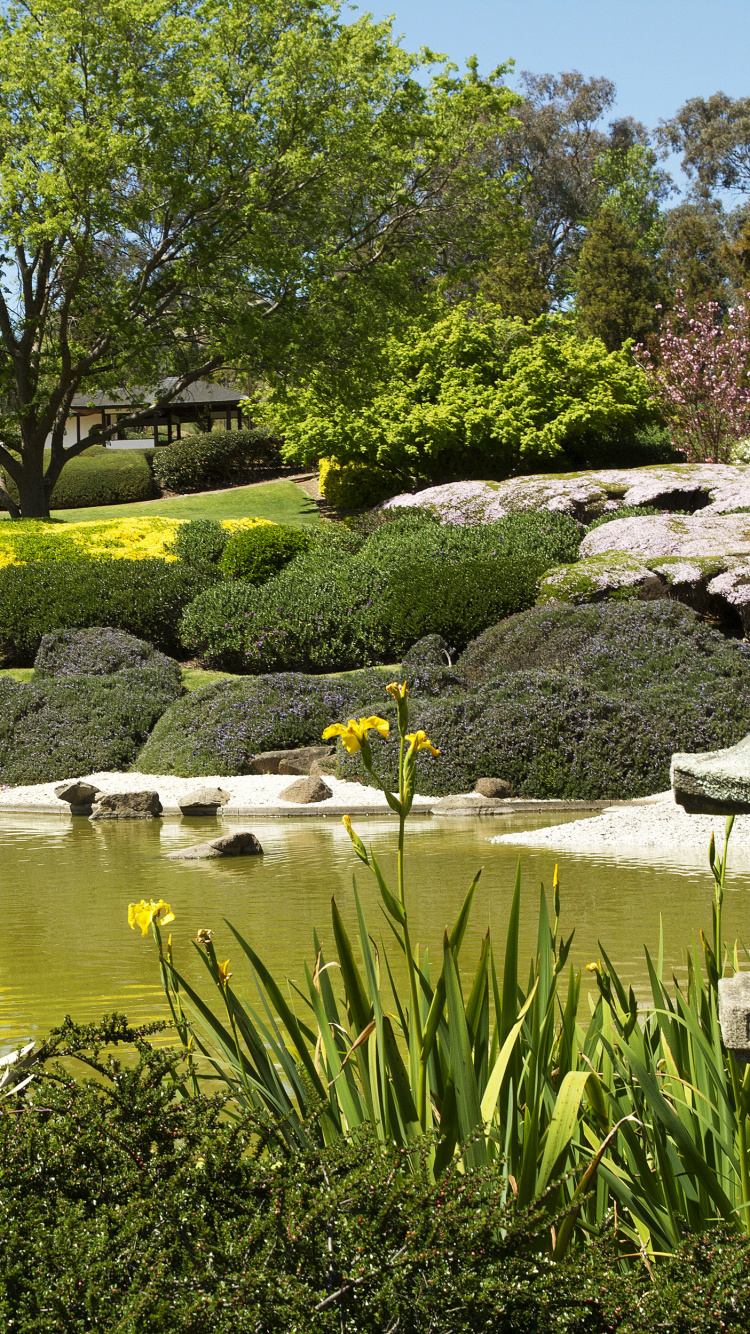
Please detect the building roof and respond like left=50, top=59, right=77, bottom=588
left=71, top=379, right=244, bottom=411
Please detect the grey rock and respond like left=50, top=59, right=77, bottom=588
left=581, top=512, right=750, bottom=560
left=309, top=757, right=337, bottom=778
left=718, top=971, right=750, bottom=1060
left=54, top=780, right=102, bottom=806
left=248, top=746, right=335, bottom=775
left=433, top=794, right=505, bottom=815
left=474, top=777, right=513, bottom=798
left=90, top=790, right=163, bottom=820
left=671, top=735, right=750, bottom=814
left=178, top=786, right=231, bottom=815
left=165, top=830, right=264, bottom=860
left=278, top=776, right=333, bottom=804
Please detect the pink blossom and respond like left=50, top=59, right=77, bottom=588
left=634, top=293, right=750, bottom=464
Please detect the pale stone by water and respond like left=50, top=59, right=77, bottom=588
left=671, top=736, right=750, bottom=814
left=165, top=830, right=264, bottom=860
left=718, top=972, right=750, bottom=1060
left=278, top=776, right=333, bottom=804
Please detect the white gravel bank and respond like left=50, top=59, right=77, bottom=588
left=0, top=771, right=436, bottom=817
left=491, top=793, right=750, bottom=863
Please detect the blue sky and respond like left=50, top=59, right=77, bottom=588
left=355, top=0, right=750, bottom=194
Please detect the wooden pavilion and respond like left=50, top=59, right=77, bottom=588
left=67, top=379, right=245, bottom=448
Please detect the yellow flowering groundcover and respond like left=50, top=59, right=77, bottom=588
left=0, top=516, right=272, bottom=566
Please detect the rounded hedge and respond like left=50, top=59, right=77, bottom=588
left=151, top=428, right=280, bottom=493
left=172, top=517, right=228, bottom=568
left=2, top=445, right=155, bottom=511
left=34, top=625, right=182, bottom=692
left=136, top=670, right=388, bottom=775
left=0, top=559, right=214, bottom=665
left=219, top=522, right=313, bottom=583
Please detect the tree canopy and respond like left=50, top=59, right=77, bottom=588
left=0, top=0, right=517, bottom=516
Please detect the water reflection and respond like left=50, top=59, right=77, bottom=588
left=1, top=810, right=748, bottom=1052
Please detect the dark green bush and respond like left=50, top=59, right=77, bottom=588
left=171, top=516, right=228, bottom=567
left=0, top=662, right=182, bottom=783
left=34, top=626, right=181, bottom=687
left=150, top=428, right=281, bottom=493
left=456, top=599, right=750, bottom=696
left=137, top=670, right=385, bottom=775
left=180, top=512, right=582, bottom=673
left=338, top=665, right=750, bottom=799
left=3, top=445, right=155, bottom=510
left=0, top=559, right=214, bottom=665
left=559, top=421, right=680, bottom=469
left=4, top=1017, right=750, bottom=1333
left=319, top=456, right=405, bottom=508
left=219, top=522, right=313, bottom=582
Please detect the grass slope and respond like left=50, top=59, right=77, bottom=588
left=52, top=479, right=320, bottom=527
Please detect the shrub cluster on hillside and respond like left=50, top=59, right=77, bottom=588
left=0, top=633, right=183, bottom=784
left=2, top=444, right=155, bottom=511
left=180, top=510, right=583, bottom=673
left=0, top=560, right=214, bottom=664
left=137, top=670, right=387, bottom=775
left=336, top=602, right=750, bottom=798
left=3, top=1017, right=749, bottom=1334
left=150, top=428, right=281, bottom=493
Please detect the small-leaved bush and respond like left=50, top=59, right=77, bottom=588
left=0, top=663, right=182, bottom=784
left=180, top=511, right=582, bottom=672
left=150, top=427, right=281, bottom=493
left=171, top=517, right=228, bottom=568
left=136, top=670, right=386, bottom=775
left=318, top=456, right=405, bottom=508
left=4, top=1016, right=750, bottom=1333
left=0, top=559, right=214, bottom=664
left=34, top=626, right=182, bottom=690
left=219, top=522, right=313, bottom=582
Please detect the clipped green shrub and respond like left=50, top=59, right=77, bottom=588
left=0, top=559, right=214, bottom=665
left=171, top=517, right=228, bottom=568
left=34, top=626, right=182, bottom=691
left=318, top=456, right=404, bottom=509
left=219, top=522, right=313, bottom=582
left=150, top=428, right=281, bottom=493
left=180, top=512, right=582, bottom=673
left=0, top=662, right=182, bottom=784
left=3, top=445, right=155, bottom=510
left=137, top=670, right=386, bottom=775
left=456, top=599, right=750, bottom=695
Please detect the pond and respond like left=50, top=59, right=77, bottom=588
left=2, top=809, right=748, bottom=1053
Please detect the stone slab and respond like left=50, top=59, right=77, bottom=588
left=671, top=735, right=750, bottom=814
left=718, top=972, right=750, bottom=1060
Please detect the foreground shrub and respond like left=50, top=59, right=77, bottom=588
left=150, top=427, right=281, bottom=493
left=219, top=521, right=313, bottom=582
left=2, top=444, right=154, bottom=510
left=136, top=670, right=385, bottom=775
left=0, top=559, right=214, bottom=664
left=180, top=512, right=582, bottom=672
left=171, top=516, right=228, bottom=568
left=34, top=626, right=181, bottom=691
left=0, top=663, right=182, bottom=783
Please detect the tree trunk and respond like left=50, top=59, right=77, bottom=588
left=14, top=439, right=50, bottom=518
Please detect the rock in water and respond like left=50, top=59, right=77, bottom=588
left=248, top=746, right=335, bottom=775
left=671, top=735, right=750, bottom=814
left=165, top=831, right=264, bottom=860
left=90, top=791, right=163, bottom=820
left=178, top=787, right=231, bottom=815
left=474, top=777, right=513, bottom=798
left=718, top=972, right=750, bottom=1060
left=278, top=776, right=333, bottom=804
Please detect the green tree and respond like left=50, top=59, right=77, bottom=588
left=269, top=304, right=658, bottom=481
left=575, top=208, right=659, bottom=349
left=0, top=0, right=517, bottom=518
left=659, top=202, right=741, bottom=308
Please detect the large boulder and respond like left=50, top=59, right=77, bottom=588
left=383, top=464, right=750, bottom=526
left=90, top=791, right=163, bottom=820
left=248, top=746, right=335, bottom=776
left=54, top=780, right=102, bottom=814
left=278, top=776, right=333, bottom=804
left=581, top=512, right=750, bottom=560
left=672, top=736, right=750, bottom=814
left=433, top=794, right=506, bottom=815
left=165, top=831, right=264, bottom=860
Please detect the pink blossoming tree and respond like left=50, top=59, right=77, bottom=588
left=634, top=294, right=750, bottom=463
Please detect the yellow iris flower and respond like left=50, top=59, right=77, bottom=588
left=128, top=899, right=176, bottom=937
left=322, top=716, right=390, bottom=754
left=386, top=681, right=408, bottom=701
left=217, top=958, right=232, bottom=987
left=405, top=730, right=440, bottom=756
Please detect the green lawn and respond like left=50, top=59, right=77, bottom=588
left=52, top=479, right=320, bottom=527
left=0, top=667, right=34, bottom=682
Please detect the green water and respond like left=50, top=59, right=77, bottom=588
left=2, top=810, right=749, bottom=1053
